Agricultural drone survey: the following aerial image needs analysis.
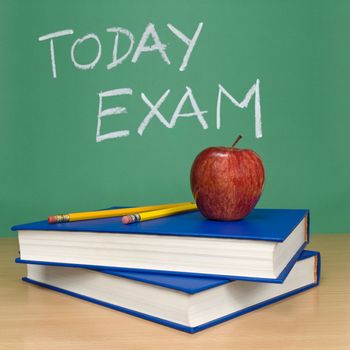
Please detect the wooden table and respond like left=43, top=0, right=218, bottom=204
left=0, top=235, right=349, bottom=350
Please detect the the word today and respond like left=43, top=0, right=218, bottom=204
left=38, top=23, right=203, bottom=77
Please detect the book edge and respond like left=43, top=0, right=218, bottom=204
left=15, top=250, right=302, bottom=286
left=21, top=272, right=319, bottom=334
left=16, top=249, right=318, bottom=293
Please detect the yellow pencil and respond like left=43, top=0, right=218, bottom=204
left=121, top=203, right=198, bottom=224
left=48, top=202, right=194, bottom=224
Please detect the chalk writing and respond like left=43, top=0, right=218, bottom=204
left=38, top=23, right=263, bottom=141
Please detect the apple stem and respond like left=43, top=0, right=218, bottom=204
left=232, top=135, right=242, bottom=148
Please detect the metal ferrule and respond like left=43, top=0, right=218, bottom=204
left=129, top=214, right=141, bottom=223
left=54, top=214, right=70, bottom=223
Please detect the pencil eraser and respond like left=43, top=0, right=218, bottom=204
left=122, top=216, right=131, bottom=224
left=48, top=216, right=56, bottom=224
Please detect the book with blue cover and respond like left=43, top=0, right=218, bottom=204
left=17, top=250, right=320, bottom=333
left=12, top=208, right=309, bottom=282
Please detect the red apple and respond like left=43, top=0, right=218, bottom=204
left=190, top=135, right=265, bottom=221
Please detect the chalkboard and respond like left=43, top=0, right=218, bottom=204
left=1, top=0, right=350, bottom=236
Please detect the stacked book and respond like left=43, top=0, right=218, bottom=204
left=12, top=208, right=320, bottom=333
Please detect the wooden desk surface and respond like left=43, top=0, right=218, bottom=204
left=0, top=235, right=349, bottom=350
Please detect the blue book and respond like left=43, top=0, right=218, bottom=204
left=17, top=250, right=320, bottom=333
left=12, top=208, right=309, bottom=282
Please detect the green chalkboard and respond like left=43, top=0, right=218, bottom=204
left=1, top=0, right=350, bottom=236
